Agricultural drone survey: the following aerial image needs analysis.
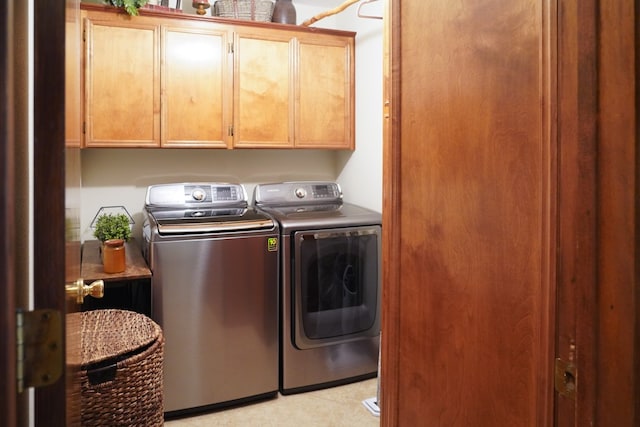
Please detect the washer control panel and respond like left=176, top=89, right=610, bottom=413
left=145, top=183, right=247, bottom=208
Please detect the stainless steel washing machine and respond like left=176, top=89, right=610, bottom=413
left=142, top=183, right=280, bottom=416
left=254, top=181, right=381, bottom=394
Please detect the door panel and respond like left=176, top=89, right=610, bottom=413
left=382, top=1, right=555, bottom=425
left=296, top=35, right=354, bottom=149
left=84, top=14, right=160, bottom=147
left=163, top=24, right=230, bottom=148
left=234, top=29, right=292, bottom=148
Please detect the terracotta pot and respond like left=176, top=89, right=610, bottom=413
left=103, top=239, right=126, bottom=273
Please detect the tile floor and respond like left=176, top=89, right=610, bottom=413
left=164, top=378, right=380, bottom=426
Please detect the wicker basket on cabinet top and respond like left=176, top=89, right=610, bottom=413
left=213, top=0, right=275, bottom=21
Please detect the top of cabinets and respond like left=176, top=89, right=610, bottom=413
left=80, top=3, right=356, bottom=38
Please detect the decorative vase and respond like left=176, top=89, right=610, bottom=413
left=272, top=0, right=296, bottom=24
left=103, top=239, right=126, bottom=274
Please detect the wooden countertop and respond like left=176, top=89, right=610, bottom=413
left=82, top=239, right=152, bottom=283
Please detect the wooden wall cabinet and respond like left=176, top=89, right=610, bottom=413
left=233, top=28, right=293, bottom=148
left=84, top=14, right=160, bottom=147
left=162, top=24, right=232, bottom=148
left=81, top=6, right=355, bottom=150
left=233, top=28, right=354, bottom=149
left=295, top=34, right=354, bottom=149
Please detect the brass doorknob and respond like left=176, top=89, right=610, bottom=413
left=65, top=279, right=104, bottom=304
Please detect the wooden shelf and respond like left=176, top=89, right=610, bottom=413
left=82, top=239, right=151, bottom=283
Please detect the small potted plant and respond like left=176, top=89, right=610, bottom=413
left=93, top=213, right=132, bottom=273
left=105, top=0, right=150, bottom=16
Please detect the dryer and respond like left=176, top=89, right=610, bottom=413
left=254, top=181, right=381, bottom=394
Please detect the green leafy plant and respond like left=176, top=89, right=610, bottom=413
left=93, top=213, right=132, bottom=242
left=105, top=0, right=150, bottom=16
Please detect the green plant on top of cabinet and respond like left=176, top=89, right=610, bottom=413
left=106, top=0, right=149, bottom=16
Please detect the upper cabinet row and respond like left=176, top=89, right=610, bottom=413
left=82, top=7, right=355, bottom=149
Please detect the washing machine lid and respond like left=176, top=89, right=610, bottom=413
left=147, top=207, right=274, bottom=235
left=259, top=202, right=380, bottom=231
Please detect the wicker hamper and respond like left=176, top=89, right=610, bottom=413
left=73, top=309, right=164, bottom=427
left=213, top=0, right=274, bottom=22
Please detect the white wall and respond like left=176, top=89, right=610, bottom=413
left=79, top=0, right=384, bottom=241
left=295, top=1, right=383, bottom=211
left=81, top=149, right=336, bottom=239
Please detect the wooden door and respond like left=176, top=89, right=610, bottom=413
left=162, top=22, right=231, bottom=148
left=383, top=1, right=640, bottom=426
left=0, top=0, right=78, bottom=425
left=295, top=33, right=354, bottom=149
left=0, top=0, right=17, bottom=423
left=382, top=1, right=555, bottom=425
left=84, top=11, right=160, bottom=147
left=233, top=28, right=293, bottom=148
left=1, top=0, right=83, bottom=425
left=33, top=0, right=82, bottom=425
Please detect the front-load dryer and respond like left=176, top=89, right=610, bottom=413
left=254, top=181, right=381, bottom=394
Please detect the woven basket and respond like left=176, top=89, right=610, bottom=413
left=213, top=0, right=275, bottom=22
left=73, top=309, right=164, bottom=427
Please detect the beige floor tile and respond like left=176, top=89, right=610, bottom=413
left=165, top=378, right=380, bottom=426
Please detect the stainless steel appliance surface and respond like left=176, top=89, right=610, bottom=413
left=254, top=181, right=381, bottom=395
left=142, top=183, right=279, bottom=416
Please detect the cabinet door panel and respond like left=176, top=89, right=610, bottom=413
left=234, top=31, right=292, bottom=148
left=163, top=26, right=231, bottom=148
left=85, top=19, right=160, bottom=147
left=296, top=37, right=354, bottom=149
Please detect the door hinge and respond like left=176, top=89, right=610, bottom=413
left=554, top=358, right=577, bottom=399
left=16, top=309, right=63, bottom=393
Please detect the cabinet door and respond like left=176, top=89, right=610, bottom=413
left=162, top=24, right=231, bottom=148
left=295, top=34, right=354, bottom=149
left=84, top=16, right=160, bottom=147
left=233, top=29, right=293, bottom=148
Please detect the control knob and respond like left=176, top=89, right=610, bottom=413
left=192, top=188, right=206, bottom=201
left=295, top=187, right=307, bottom=199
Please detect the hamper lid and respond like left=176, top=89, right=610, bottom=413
left=76, top=309, right=162, bottom=366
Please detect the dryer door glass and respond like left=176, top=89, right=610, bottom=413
left=294, top=226, right=381, bottom=346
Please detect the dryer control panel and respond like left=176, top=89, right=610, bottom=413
left=255, top=182, right=343, bottom=206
